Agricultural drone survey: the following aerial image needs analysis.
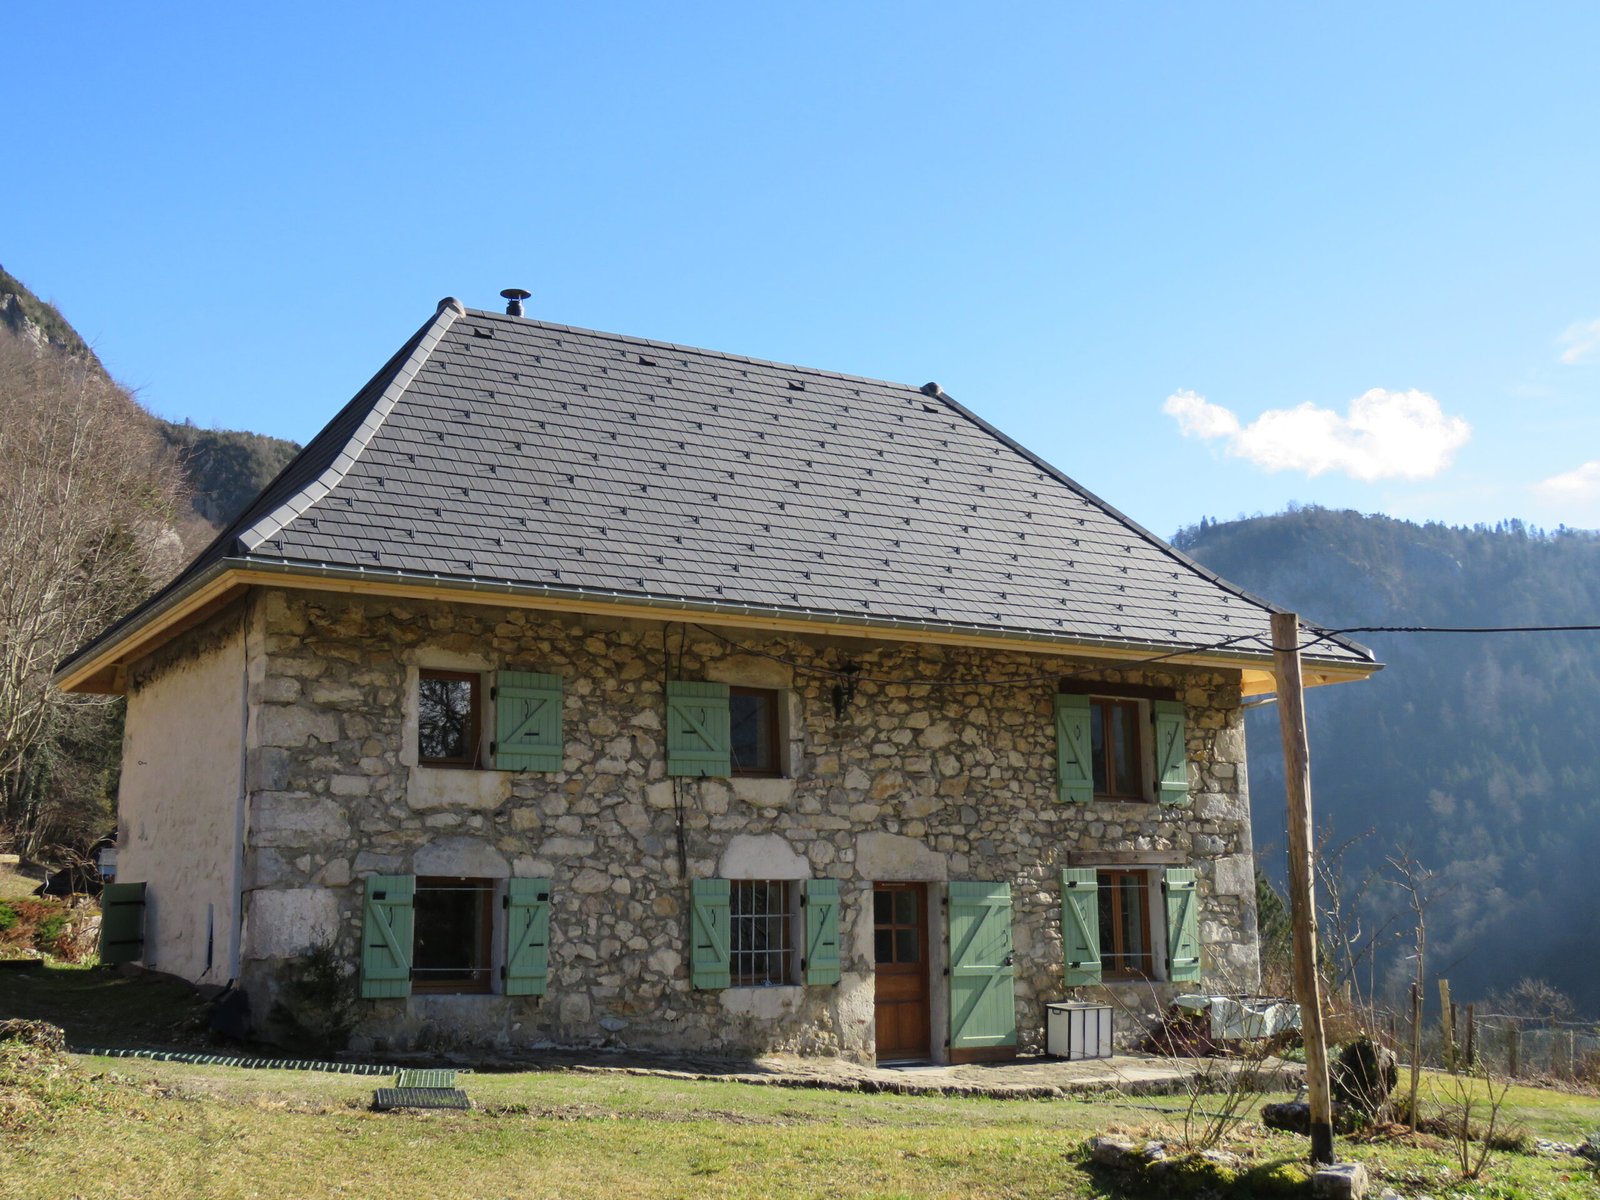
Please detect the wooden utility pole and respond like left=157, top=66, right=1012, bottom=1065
left=1272, top=612, right=1335, bottom=1165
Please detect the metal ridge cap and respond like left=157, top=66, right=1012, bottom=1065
left=919, top=385, right=1379, bottom=666
left=237, top=300, right=464, bottom=552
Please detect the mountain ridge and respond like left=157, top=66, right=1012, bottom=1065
left=1180, top=507, right=1600, bottom=1014
left=0, top=264, right=300, bottom=536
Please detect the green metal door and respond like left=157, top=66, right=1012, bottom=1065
left=947, top=881, right=1017, bottom=1054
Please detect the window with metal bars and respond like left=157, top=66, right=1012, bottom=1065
left=729, top=880, right=796, bottom=986
left=412, top=877, right=494, bottom=993
left=1096, top=868, right=1155, bottom=979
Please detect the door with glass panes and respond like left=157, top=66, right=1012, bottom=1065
left=873, top=882, right=931, bottom=1061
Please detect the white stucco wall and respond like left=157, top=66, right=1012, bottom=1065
left=118, top=615, right=247, bottom=984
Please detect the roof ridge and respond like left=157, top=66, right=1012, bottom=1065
left=461, top=308, right=927, bottom=395
left=238, top=301, right=464, bottom=552
left=918, top=384, right=1375, bottom=663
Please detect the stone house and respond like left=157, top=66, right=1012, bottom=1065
left=57, top=296, right=1378, bottom=1062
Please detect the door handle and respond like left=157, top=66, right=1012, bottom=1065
left=1002, top=952, right=1014, bottom=968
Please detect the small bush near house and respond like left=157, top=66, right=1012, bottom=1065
left=266, top=942, right=359, bottom=1055
left=0, top=897, right=89, bottom=962
left=35, top=911, right=67, bottom=946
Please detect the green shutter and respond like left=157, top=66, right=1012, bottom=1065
left=1164, top=867, right=1201, bottom=983
left=1054, top=695, right=1093, bottom=804
left=804, top=879, right=841, bottom=986
left=1060, top=868, right=1102, bottom=986
left=1153, top=700, right=1190, bottom=804
left=690, top=878, right=730, bottom=989
left=99, top=881, right=146, bottom=965
left=495, top=671, right=563, bottom=771
left=361, top=875, right=414, bottom=998
left=504, top=877, right=552, bottom=996
left=667, top=681, right=731, bottom=777
left=948, top=881, right=1018, bottom=1051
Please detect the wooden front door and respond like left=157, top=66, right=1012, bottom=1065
left=873, top=882, right=931, bottom=1061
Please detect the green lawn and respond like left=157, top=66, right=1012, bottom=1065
left=2, top=964, right=1597, bottom=1199
left=1, top=1045, right=1595, bottom=1200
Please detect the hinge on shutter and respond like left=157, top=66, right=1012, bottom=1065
left=490, top=741, right=498, bottom=756
left=799, top=894, right=807, bottom=908
left=500, top=965, right=507, bottom=980
left=491, top=686, right=498, bottom=700
left=502, top=895, right=510, bottom=909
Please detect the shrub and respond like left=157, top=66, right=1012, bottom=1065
left=34, top=911, right=67, bottom=948
left=266, top=942, right=359, bottom=1054
left=0, top=902, right=15, bottom=933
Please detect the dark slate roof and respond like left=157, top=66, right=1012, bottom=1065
left=70, top=301, right=1375, bottom=672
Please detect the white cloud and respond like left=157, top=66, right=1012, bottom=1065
left=1536, top=460, right=1600, bottom=499
left=1163, top=387, right=1472, bottom=482
left=1557, top=319, right=1600, bottom=365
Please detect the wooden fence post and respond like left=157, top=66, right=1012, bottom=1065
left=1408, top=982, right=1423, bottom=1132
left=1464, top=1004, right=1476, bottom=1070
left=1440, top=980, right=1455, bottom=1073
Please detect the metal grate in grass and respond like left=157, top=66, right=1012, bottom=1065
left=395, top=1069, right=458, bottom=1088
left=372, top=1087, right=471, bottom=1111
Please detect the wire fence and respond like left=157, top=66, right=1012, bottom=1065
left=1362, top=1001, right=1600, bottom=1084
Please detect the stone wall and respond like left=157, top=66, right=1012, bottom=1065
left=230, top=587, right=1260, bottom=1061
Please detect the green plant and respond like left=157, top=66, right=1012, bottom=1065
left=0, top=901, right=16, bottom=933
left=1434, top=1064, right=1517, bottom=1180
left=266, top=941, right=359, bottom=1054
left=34, top=911, right=67, bottom=947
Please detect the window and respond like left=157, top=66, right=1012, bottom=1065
left=873, top=885, right=924, bottom=966
left=1096, top=868, right=1154, bottom=979
left=729, top=880, right=795, bottom=985
left=1090, top=698, right=1144, bottom=800
left=412, top=876, right=494, bottom=993
left=419, top=670, right=480, bottom=766
left=729, top=687, right=781, bottom=776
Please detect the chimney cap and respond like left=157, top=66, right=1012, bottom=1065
left=500, top=287, right=531, bottom=317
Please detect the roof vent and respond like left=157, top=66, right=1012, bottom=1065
left=500, top=288, right=531, bottom=317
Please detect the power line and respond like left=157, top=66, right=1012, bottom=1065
left=1332, top=623, right=1600, bottom=635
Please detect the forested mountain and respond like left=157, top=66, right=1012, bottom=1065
left=154, top=419, right=300, bottom=532
left=0, top=265, right=299, bottom=856
left=0, top=266, right=299, bottom=537
left=1178, top=509, right=1600, bottom=1015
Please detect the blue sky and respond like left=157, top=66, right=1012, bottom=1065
left=8, top=3, right=1600, bottom=537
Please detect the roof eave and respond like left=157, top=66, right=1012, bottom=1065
left=54, top=558, right=1380, bottom=697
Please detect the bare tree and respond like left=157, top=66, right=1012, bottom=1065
left=0, top=332, right=184, bottom=855
left=1387, top=848, right=1442, bottom=1133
